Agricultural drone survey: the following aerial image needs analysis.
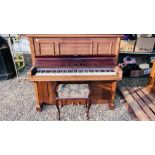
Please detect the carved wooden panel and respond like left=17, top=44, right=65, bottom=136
left=33, top=37, right=118, bottom=56
left=93, top=38, right=117, bottom=55
left=57, top=40, right=93, bottom=55
left=34, top=38, right=55, bottom=56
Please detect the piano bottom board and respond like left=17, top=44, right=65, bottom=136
left=43, top=100, right=109, bottom=105
left=34, top=81, right=116, bottom=106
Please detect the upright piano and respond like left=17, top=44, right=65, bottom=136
left=27, top=34, right=122, bottom=111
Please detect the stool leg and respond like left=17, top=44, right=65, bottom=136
left=56, top=100, right=61, bottom=120
left=86, top=100, right=91, bottom=120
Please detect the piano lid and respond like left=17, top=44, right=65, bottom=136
left=27, top=34, right=123, bottom=38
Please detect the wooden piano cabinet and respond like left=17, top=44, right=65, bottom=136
left=27, top=34, right=123, bottom=111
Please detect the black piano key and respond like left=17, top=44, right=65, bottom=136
left=100, top=70, right=105, bottom=72
left=110, top=70, right=114, bottom=72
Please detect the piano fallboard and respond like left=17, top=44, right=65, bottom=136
left=35, top=55, right=116, bottom=68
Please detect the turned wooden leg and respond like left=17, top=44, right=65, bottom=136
left=34, top=82, right=43, bottom=112
left=86, top=100, right=91, bottom=120
left=56, top=100, right=61, bottom=120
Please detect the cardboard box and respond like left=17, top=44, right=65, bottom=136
left=120, top=40, right=136, bottom=52
left=130, top=68, right=151, bottom=77
left=134, top=38, right=155, bottom=53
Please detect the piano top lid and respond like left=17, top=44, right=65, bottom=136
left=26, top=34, right=123, bottom=38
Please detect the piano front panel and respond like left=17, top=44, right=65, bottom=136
left=36, top=81, right=57, bottom=104
left=37, top=81, right=49, bottom=102
left=36, top=81, right=114, bottom=105
left=33, top=37, right=117, bottom=56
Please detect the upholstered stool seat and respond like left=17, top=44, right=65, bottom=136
left=57, top=84, right=90, bottom=98
left=54, top=83, right=92, bottom=120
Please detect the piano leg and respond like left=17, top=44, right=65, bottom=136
left=109, top=82, right=117, bottom=110
left=34, top=82, right=42, bottom=112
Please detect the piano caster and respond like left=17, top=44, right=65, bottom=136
left=109, top=102, right=115, bottom=110
left=36, top=103, right=43, bottom=112
left=36, top=106, right=42, bottom=112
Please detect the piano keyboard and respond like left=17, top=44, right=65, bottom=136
left=35, top=68, right=117, bottom=76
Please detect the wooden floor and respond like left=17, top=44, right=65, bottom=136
left=120, top=86, right=155, bottom=121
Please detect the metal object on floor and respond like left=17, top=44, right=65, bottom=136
left=0, top=36, right=16, bottom=80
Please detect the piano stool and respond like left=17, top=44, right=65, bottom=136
left=54, top=83, right=92, bottom=120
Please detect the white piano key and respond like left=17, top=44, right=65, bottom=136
left=35, top=68, right=117, bottom=76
